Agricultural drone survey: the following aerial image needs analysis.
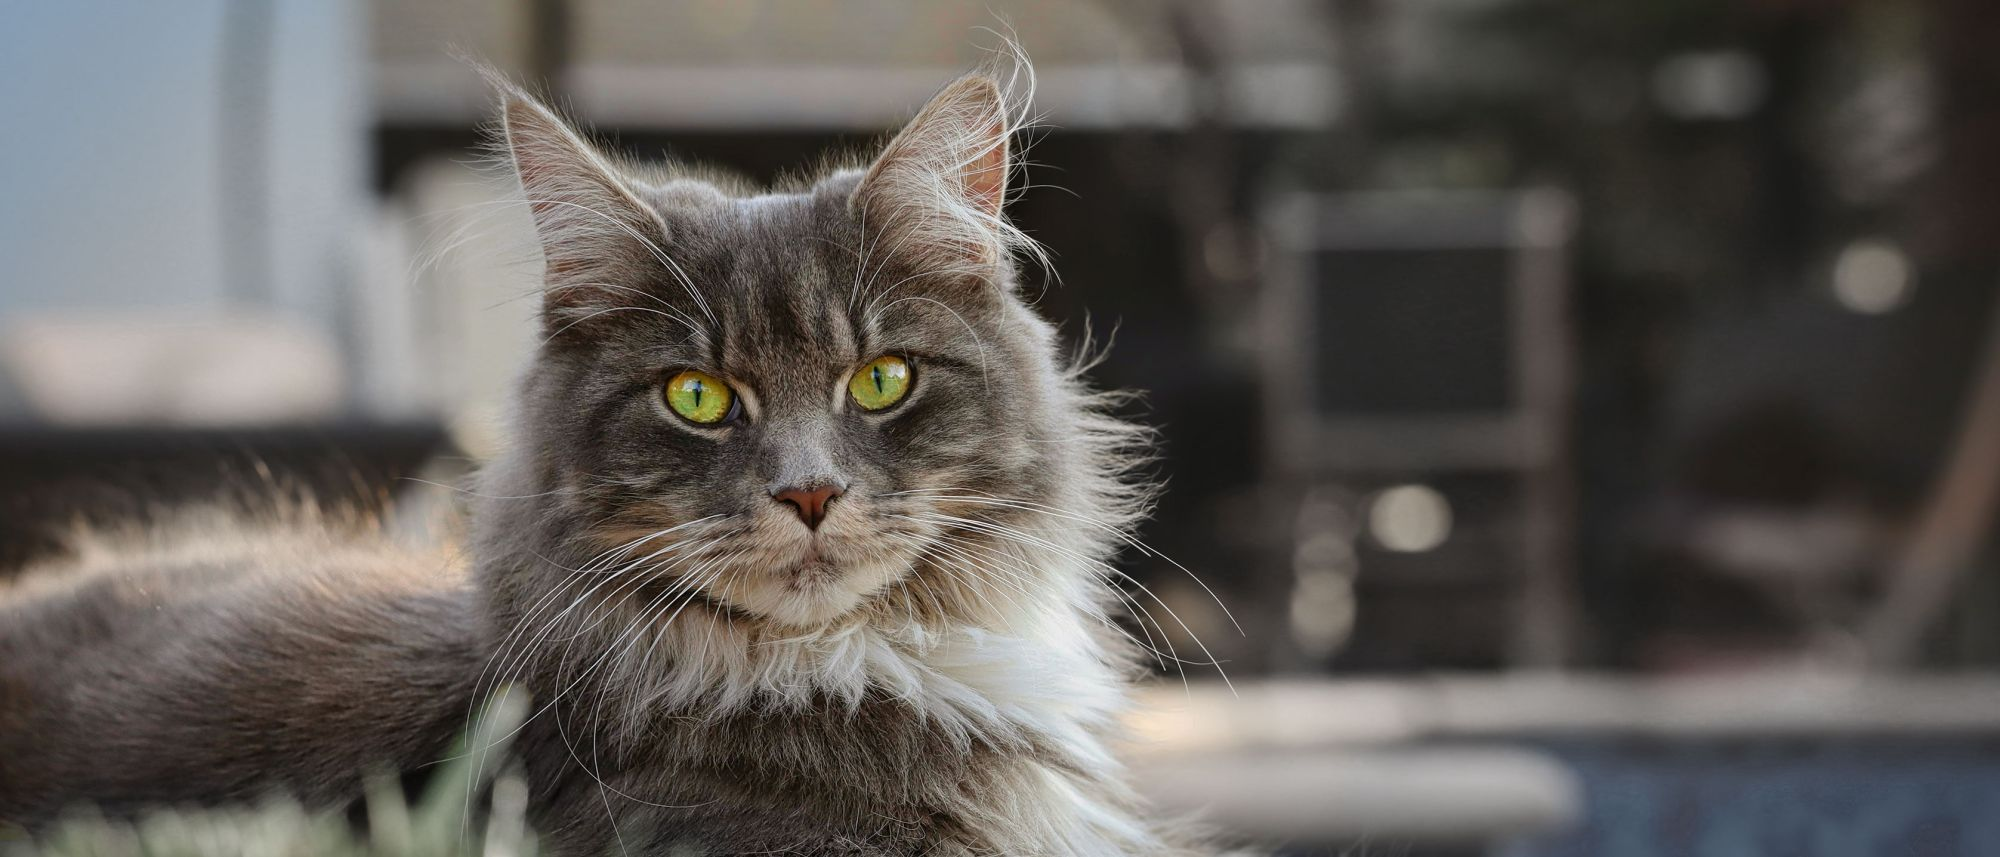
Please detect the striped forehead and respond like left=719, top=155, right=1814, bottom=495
left=706, top=192, right=863, bottom=392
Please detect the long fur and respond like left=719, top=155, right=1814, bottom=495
left=0, top=48, right=1214, bottom=857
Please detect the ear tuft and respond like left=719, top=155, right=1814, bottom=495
left=852, top=71, right=1039, bottom=284
left=480, top=67, right=666, bottom=332
left=890, top=75, right=1009, bottom=218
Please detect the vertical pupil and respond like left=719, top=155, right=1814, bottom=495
left=872, top=365, right=885, bottom=394
left=690, top=380, right=703, bottom=409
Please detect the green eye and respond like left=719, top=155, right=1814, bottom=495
left=665, top=370, right=736, bottom=424
left=848, top=355, right=913, bottom=411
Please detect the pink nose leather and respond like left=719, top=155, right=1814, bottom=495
left=773, top=484, right=842, bottom=530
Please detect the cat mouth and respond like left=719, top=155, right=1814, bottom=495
left=762, top=535, right=837, bottom=583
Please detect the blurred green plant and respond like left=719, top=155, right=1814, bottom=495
left=1, top=691, right=536, bottom=857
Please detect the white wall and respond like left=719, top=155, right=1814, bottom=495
left=0, top=0, right=371, bottom=425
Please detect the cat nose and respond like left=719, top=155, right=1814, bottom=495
left=772, top=483, right=843, bottom=530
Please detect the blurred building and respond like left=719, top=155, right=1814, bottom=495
left=5, top=1, right=2000, bottom=853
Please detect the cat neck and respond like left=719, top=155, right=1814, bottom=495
left=479, top=534, right=1133, bottom=758
left=627, top=586, right=1129, bottom=747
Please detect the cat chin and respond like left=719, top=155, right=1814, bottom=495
left=706, top=552, right=912, bottom=628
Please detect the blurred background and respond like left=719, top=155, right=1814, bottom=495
left=5, top=1, right=2000, bottom=854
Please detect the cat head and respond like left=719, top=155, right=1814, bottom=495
left=482, top=66, right=1146, bottom=634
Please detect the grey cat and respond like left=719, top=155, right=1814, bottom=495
left=0, top=61, right=1208, bottom=856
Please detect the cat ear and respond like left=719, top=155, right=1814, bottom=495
left=489, top=74, right=664, bottom=326
left=853, top=74, right=1021, bottom=280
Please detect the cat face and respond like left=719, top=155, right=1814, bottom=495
left=498, top=75, right=1083, bottom=628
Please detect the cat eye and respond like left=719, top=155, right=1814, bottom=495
left=848, top=355, right=913, bottom=411
left=664, top=369, right=739, bottom=425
